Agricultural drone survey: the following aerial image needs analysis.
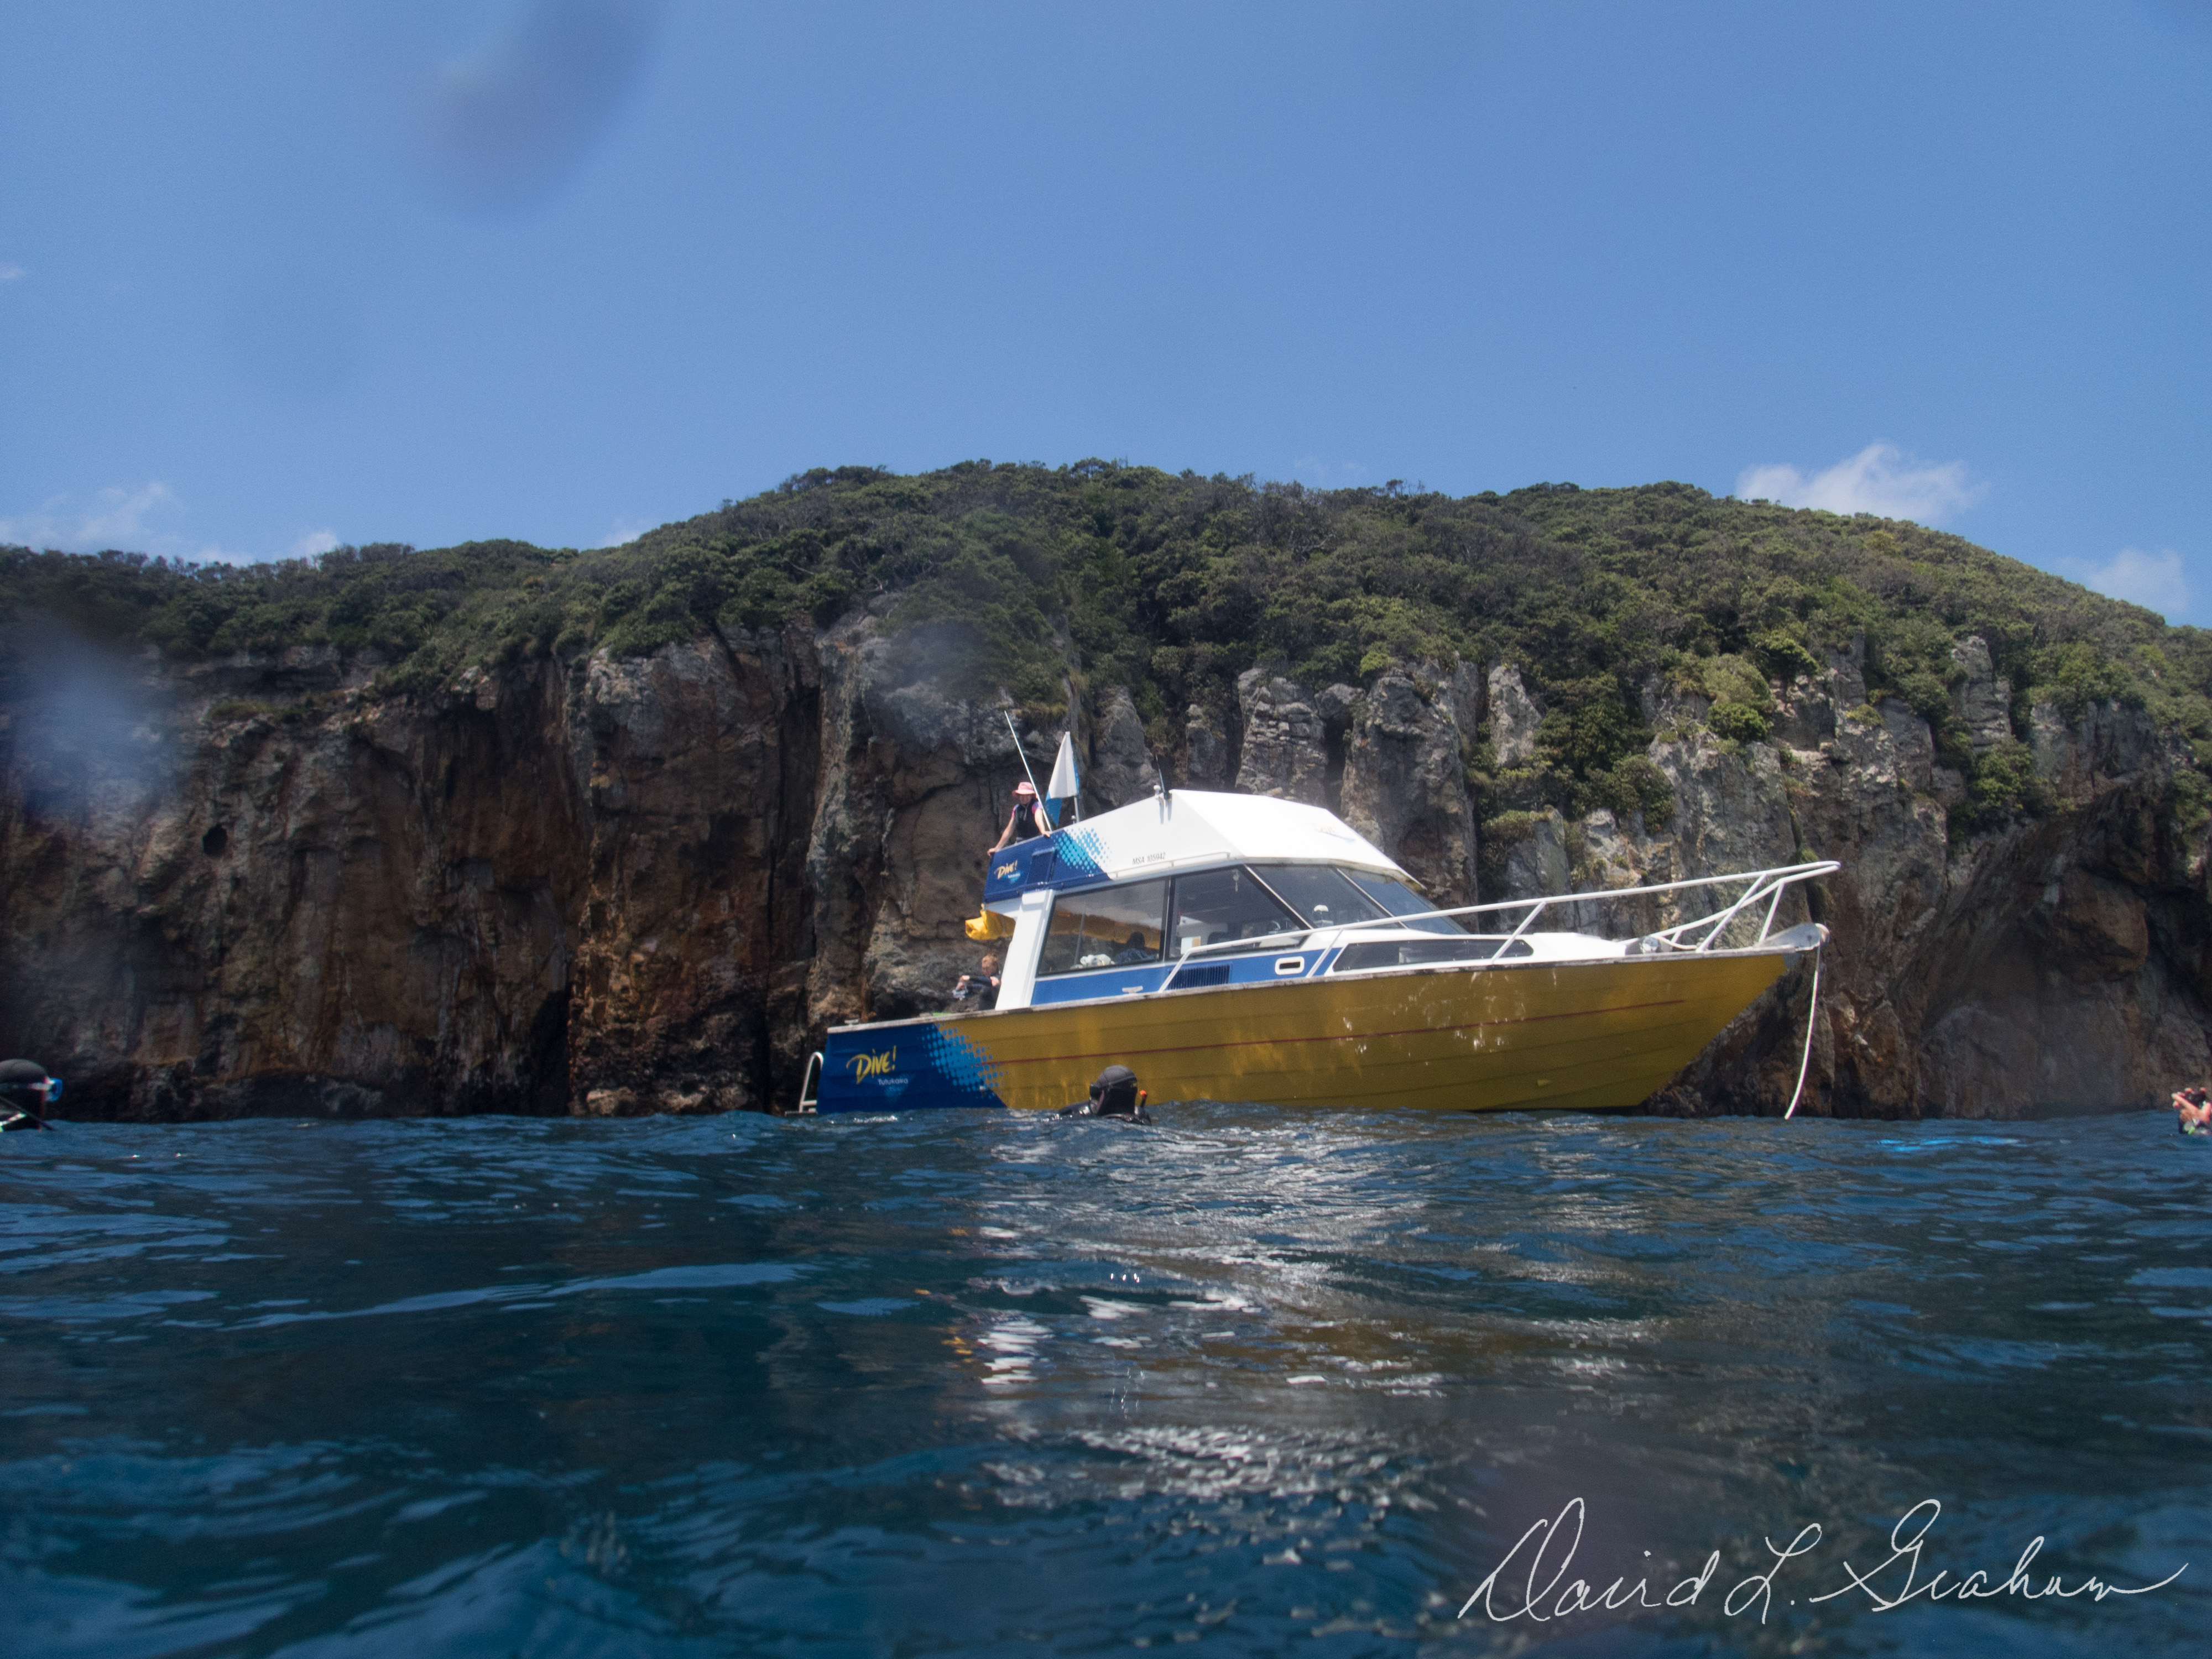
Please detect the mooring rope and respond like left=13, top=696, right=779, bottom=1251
left=1783, top=948, right=1822, bottom=1120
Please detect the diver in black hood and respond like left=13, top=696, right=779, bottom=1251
left=1060, top=1064, right=1151, bottom=1124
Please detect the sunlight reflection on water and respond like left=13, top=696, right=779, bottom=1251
left=1, top=1107, right=2207, bottom=1655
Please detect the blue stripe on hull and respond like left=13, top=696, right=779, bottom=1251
left=1030, top=964, right=1172, bottom=1004
left=1029, top=947, right=1336, bottom=1005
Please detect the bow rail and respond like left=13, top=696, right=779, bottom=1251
left=1176, top=858, right=1839, bottom=962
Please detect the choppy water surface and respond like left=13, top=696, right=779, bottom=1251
left=2, top=1108, right=2208, bottom=1657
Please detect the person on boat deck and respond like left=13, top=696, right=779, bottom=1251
left=1115, top=930, right=1154, bottom=964
left=987, top=780, right=1052, bottom=858
left=2175, top=1086, right=2211, bottom=1136
left=953, top=954, right=1001, bottom=1011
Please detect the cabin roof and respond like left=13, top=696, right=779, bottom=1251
left=980, top=789, right=1411, bottom=909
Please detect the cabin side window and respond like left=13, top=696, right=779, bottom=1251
left=1039, top=879, right=1168, bottom=976
left=1333, top=937, right=1532, bottom=971
left=1169, top=867, right=1303, bottom=959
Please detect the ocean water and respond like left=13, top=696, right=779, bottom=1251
left=1, top=1107, right=2206, bottom=1658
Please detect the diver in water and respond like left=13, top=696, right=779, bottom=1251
left=0, top=1058, right=60, bottom=1130
left=2174, top=1086, right=2211, bottom=1136
left=1060, top=1064, right=1152, bottom=1124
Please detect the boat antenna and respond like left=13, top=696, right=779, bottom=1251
left=1138, top=726, right=1169, bottom=806
left=1003, top=709, right=1046, bottom=805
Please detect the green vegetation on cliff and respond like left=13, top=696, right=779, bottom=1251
left=6, top=461, right=2208, bottom=834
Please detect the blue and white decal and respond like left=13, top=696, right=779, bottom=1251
left=981, top=830, right=1111, bottom=904
left=815, top=1021, right=1009, bottom=1112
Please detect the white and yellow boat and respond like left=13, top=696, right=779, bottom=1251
left=802, top=790, right=1834, bottom=1115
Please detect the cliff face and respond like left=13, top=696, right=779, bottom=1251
left=1, top=626, right=820, bottom=1119
left=3, top=617, right=2206, bottom=1121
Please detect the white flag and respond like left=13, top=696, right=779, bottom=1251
left=1047, top=731, right=1079, bottom=802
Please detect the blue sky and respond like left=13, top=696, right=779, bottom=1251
left=3, top=2, right=2208, bottom=620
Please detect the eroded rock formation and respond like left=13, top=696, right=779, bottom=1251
left=3, top=619, right=2207, bottom=1121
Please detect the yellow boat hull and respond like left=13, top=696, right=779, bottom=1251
left=817, top=951, right=1795, bottom=1114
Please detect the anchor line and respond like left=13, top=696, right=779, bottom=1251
left=1783, top=948, right=1822, bottom=1120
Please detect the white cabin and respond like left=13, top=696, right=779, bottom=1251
left=975, top=790, right=1625, bottom=1011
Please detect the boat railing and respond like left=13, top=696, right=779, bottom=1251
left=1380, top=859, right=1841, bottom=954
left=1174, top=858, right=1840, bottom=962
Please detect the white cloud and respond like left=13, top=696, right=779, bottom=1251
left=598, top=518, right=651, bottom=548
left=0, top=264, right=23, bottom=281
left=0, top=484, right=338, bottom=565
left=2067, top=547, right=2189, bottom=620
left=1736, top=442, right=1983, bottom=526
left=1290, top=457, right=1371, bottom=486
left=0, top=482, right=180, bottom=551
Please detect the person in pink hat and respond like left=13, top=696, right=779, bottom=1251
left=987, top=779, right=1052, bottom=858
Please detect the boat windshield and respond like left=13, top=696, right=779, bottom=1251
left=1248, top=865, right=1467, bottom=936
left=1340, top=869, right=1466, bottom=935
left=1248, top=865, right=1391, bottom=928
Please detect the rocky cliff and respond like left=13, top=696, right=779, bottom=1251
left=4, top=606, right=2207, bottom=1122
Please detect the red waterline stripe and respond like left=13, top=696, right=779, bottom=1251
left=990, top=995, right=1692, bottom=1070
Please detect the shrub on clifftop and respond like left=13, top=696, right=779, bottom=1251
left=5, top=462, right=2208, bottom=836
